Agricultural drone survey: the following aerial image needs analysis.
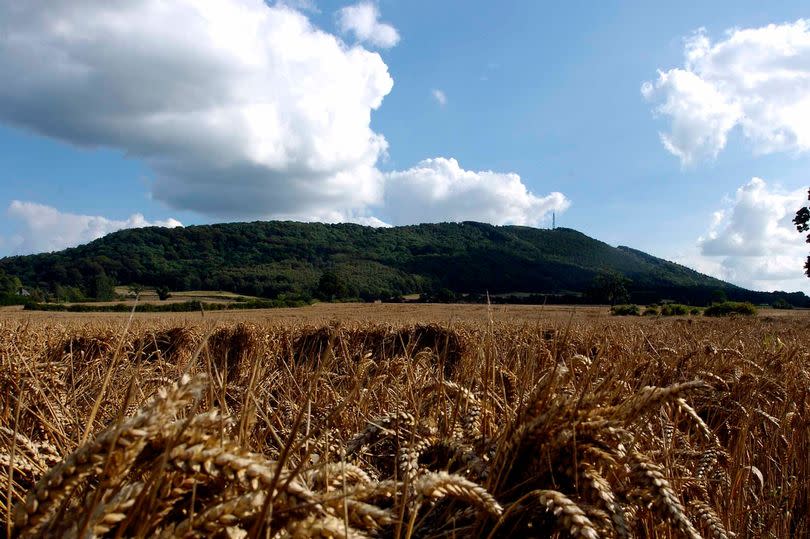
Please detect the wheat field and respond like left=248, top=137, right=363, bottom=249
left=0, top=307, right=807, bottom=538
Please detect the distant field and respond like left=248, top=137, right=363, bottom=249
left=1, top=304, right=807, bottom=537
left=1, top=302, right=652, bottom=325
left=91, top=288, right=262, bottom=306
left=0, top=300, right=805, bottom=325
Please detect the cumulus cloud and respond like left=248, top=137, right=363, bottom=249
left=337, top=2, right=400, bottom=49
left=0, top=0, right=393, bottom=221
left=6, top=201, right=182, bottom=255
left=0, top=1, right=569, bottom=234
left=643, top=20, right=810, bottom=164
left=351, top=215, right=391, bottom=228
left=431, top=89, right=447, bottom=106
left=694, top=178, right=808, bottom=291
left=274, top=0, right=319, bottom=13
left=381, top=158, right=570, bottom=226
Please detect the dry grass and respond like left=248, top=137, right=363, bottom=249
left=0, top=309, right=808, bottom=537
left=0, top=302, right=611, bottom=325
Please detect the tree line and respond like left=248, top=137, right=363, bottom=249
left=0, top=221, right=808, bottom=307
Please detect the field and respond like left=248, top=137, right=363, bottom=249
left=0, top=302, right=612, bottom=324
left=44, top=289, right=264, bottom=308
left=0, top=304, right=807, bottom=538
left=117, top=289, right=256, bottom=302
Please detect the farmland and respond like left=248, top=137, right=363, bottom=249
left=0, top=305, right=808, bottom=537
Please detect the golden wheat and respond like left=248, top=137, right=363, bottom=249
left=0, top=313, right=806, bottom=537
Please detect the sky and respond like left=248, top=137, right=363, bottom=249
left=1, top=0, right=809, bottom=293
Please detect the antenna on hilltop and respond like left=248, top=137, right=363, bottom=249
left=552, top=212, right=556, bottom=230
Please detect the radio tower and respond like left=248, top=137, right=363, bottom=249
left=552, top=212, right=556, bottom=230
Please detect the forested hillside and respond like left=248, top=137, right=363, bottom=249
left=1, top=221, right=807, bottom=306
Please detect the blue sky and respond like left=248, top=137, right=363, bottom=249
left=1, top=1, right=809, bottom=292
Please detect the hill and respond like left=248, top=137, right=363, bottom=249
left=0, top=221, right=807, bottom=306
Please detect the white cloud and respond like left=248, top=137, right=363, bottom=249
left=381, top=158, right=570, bottom=226
left=351, top=215, right=391, bottom=227
left=275, top=0, right=319, bottom=13
left=6, top=201, right=182, bottom=255
left=431, top=89, right=447, bottom=106
left=643, top=20, right=810, bottom=164
left=337, top=2, right=400, bottom=49
left=0, top=0, right=393, bottom=221
left=0, top=1, right=570, bottom=232
left=692, top=178, right=808, bottom=291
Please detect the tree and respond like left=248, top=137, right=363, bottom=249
left=587, top=272, right=630, bottom=306
left=54, top=284, right=85, bottom=303
left=155, top=286, right=172, bottom=301
left=710, top=289, right=727, bottom=305
left=0, top=270, right=21, bottom=296
left=794, top=188, right=810, bottom=277
left=433, top=288, right=456, bottom=303
left=88, top=271, right=116, bottom=301
left=128, top=284, right=145, bottom=299
left=316, top=271, right=346, bottom=301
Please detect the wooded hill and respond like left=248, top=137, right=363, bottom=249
left=1, top=221, right=807, bottom=306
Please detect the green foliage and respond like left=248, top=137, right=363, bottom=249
left=642, top=307, right=658, bottom=316
left=771, top=298, right=794, bottom=310
left=611, top=304, right=640, bottom=316
left=690, top=307, right=702, bottom=315
left=794, top=189, right=810, bottom=277
left=0, top=221, right=807, bottom=307
left=53, top=284, right=86, bottom=303
left=587, top=272, right=630, bottom=306
left=155, top=286, right=172, bottom=301
left=0, top=269, right=21, bottom=295
left=0, top=294, right=25, bottom=306
left=88, top=271, right=116, bottom=300
left=432, top=288, right=457, bottom=303
left=660, top=303, right=690, bottom=316
left=0, top=269, right=26, bottom=305
left=315, top=270, right=346, bottom=301
left=128, top=284, right=145, bottom=298
left=704, top=301, right=757, bottom=317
